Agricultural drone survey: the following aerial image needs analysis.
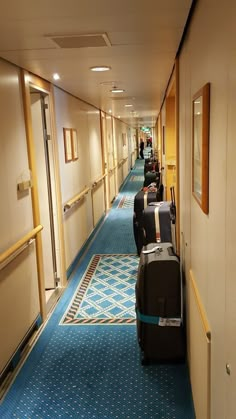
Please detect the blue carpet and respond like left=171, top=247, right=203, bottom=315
left=0, top=157, right=195, bottom=419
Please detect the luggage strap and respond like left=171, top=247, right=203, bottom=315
left=154, top=206, right=161, bottom=242
left=136, top=309, right=182, bottom=327
left=144, top=191, right=148, bottom=208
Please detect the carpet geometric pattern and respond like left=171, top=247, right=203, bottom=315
left=117, top=195, right=135, bottom=208
left=61, top=254, right=139, bottom=325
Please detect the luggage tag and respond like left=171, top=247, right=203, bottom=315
left=158, top=317, right=182, bottom=327
left=142, top=245, right=163, bottom=254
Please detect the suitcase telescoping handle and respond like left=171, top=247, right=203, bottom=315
left=142, top=245, right=163, bottom=255
left=170, top=186, right=177, bottom=253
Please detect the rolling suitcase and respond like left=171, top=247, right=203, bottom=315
left=136, top=243, right=185, bottom=364
left=133, top=190, right=157, bottom=255
left=142, top=187, right=177, bottom=250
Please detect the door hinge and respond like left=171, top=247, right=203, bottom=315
left=44, top=103, right=49, bottom=110
left=46, top=134, right=51, bottom=141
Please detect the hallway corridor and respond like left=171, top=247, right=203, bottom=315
left=0, top=158, right=195, bottom=418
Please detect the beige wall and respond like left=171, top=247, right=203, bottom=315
left=113, top=118, right=129, bottom=189
left=53, top=88, right=104, bottom=269
left=179, top=1, right=236, bottom=418
left=0, top=61, right=40, bottom=373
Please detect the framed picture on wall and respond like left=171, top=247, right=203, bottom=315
left=192, top=83, right=210, bottom=214
left=71, top=129, right=78, bottom=160
left=63, top=128, right=72, bottom=162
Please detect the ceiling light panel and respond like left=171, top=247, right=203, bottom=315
left=110, top=88, right=125, bottom=93
left=90, top=66, right=111, bottom=72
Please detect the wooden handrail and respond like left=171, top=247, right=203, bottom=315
left=0, top=225, right=43, bottom=265
left=92, top=174, right=106, bottom=188
left=123, top=157, right=128, bottom=163
left=109, top=165, right=117, bottom=173
left=118, top=159, right=124, bottom=167
left=189, top=269, right=211, bottom=340
left=63, top=186, right=90, bottom=212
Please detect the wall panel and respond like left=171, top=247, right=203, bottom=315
left=53, top=88, right=94, bottom=268
left=92, top=183, right=105, bottom=226
left=0, top=60, right=40, bottom=375
left=0, top=246, right=40, bottom=374
left=63, top=197, right=89, bottom=268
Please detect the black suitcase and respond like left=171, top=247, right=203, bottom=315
left=133, top=190, right=157, bottom=255
left=142, top=188, right=176, bottom=249
left=136, top=243, right=185, bottom=364
left=142, top=201, right=173, bottom=244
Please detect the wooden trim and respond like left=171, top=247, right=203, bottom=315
left=92, top=174, right=106, bottom=189
left=189, top=268, right=211, bottom=419
left=20, top=70, right=46, bottom=321
left=63, top=187, right=90, bottom=212
left=160, top=112, right=163, bottom=168
left=49, top=88, right=67, bottom=287
left=175, top=59, right=180, bottom=255
left=63, top=128, right=73, bottom=162
left=99, top=110, right=108, bottom=212
left=189, top=269, right=211, bottom=339
left=26, top=73, right=51, bottom=93
left=0, top=225, right=43, bottom=265
left=192, top=83, right=210, bottom=214
left=165, top=61, right=180, bottom=255
left=109, top=165, right=117, bottom=173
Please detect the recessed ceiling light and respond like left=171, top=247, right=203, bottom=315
left=125, top=104, right=133, bottom=107
left=90, top=66, right=111, bottom=72
left=53, top=73, right=60, bottom=80
left=118, top=115, right=121, bottom=118
left=109, top=109, right=112, bottom=113
left=110, top=88, right=125, bottom=93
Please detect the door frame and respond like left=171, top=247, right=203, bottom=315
left=162, top=60, right=180, bottom=254
left=21, top=70, right=66, bottom=320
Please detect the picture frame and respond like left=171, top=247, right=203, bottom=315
left=192, top=83, right=210, bottom=214
left=71, top=129, right=78, bottom=160
left=63, top=128, right=72, bottom=162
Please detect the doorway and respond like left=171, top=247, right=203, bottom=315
left=163, top=61, right=180, bottom=253
left=29, top=88, right=61, bottom=313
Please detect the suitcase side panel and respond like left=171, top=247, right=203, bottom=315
left=136, top=243, right=185, bottom=361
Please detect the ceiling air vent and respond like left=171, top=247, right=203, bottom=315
left=47, top=33, right=111, bottom=49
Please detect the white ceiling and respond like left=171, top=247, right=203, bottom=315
left=0, top=0, right=193, bottom=128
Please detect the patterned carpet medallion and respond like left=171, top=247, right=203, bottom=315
left=61, top=254, right=139, bottom=325
left=117, top=195, right=135, bottom=208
